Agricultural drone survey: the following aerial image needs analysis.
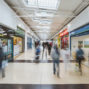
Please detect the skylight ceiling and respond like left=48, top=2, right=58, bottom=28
left=24, top=0, right=60, bottom=10
left=5, top=0, right=88, bottom=40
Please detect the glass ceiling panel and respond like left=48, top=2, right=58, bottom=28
left=27, top=0, right=37, bottom=8
left=38, top=0, right=59, bottom=10
left=26, top=0, right=60, bottom=10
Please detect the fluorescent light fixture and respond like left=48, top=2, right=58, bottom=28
left=32, top=18, right=52, bottom=21
left=24, top=0, right=61, bottom=10
left=39, top=19, right=52, bottom=25
left=35, top=26, right=50, bottom=29
left=32, top=18, right=52, bottom=25
left=35, top=12, right=54, bottom=17
left=39, top=22, right=52, bottom=25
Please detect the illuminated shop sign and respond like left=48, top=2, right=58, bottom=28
left=59, top=28, right=68, bottom=37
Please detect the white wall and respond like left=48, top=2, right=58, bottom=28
left=68, top=6, right=89, bottom=32
left=0, top=0, right=37, bottom=37
left=0, top=0, right=23, bottom=30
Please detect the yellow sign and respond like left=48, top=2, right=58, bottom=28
left=57, top=35, right=61, bottom=48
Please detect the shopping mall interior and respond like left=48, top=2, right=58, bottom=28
left=0, top=0, right=89, bottom=89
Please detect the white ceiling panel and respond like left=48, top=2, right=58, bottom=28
left=5, top=0, right=89, bottom=40
left=59, top=0, right=83, bottom=11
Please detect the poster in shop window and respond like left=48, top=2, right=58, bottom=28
left=78, top=41, right=83, bottom=48
left=84, top=41, right=89, bottom=48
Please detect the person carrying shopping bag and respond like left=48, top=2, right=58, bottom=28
left=51, top=44, right=60, bottom=77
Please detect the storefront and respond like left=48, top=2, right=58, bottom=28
left=13, top=36, right=23, bottom=56
left=59, top=28, right=69, bottom=49
left=0, top=25, right=14, bottom=61
left=70, top=24, right=89, bottom=66
left=13, top=27, right=25, bottom=57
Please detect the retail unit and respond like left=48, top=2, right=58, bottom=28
left=0, top=25, right=14, bottom=61
left=70, top=24, right=89, bottom=66
left=59, top=28, right=69, bottom=49
left=13, top=27, right=25, bottom=57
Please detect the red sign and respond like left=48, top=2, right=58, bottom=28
left=59, top=28, right=68, bottom=37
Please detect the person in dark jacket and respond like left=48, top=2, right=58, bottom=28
left=0, top=46, right=6, bottom=78
left=0, top=47, right=4, bottom=68
left=76, top=45, right=84, bottom=75
left=48, top=43, right=51, bottom=55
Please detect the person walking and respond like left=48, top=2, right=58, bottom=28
left=42, top=42, right=46, bottom=59
left=76, top=45, right=85, bottom=75
left=48, top=42, right=52, bottom=55
left=35, top=42, right=41, bottom=60
left=62, top=47, right=70, bottom=72
left=51, top=44, right=60, bottom=77
left=0, top=46, right=5, bottom=78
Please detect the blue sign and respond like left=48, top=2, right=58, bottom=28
left=70, top=24, right=89, bottom=36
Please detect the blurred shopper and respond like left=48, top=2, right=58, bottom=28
left=51, top=44, right=60, bottom=77
left=0, top=46, right=5, bottom=78
left=42, top=42, right=46, bottom=58
left=35, top=42, right=41, bottom=60
left=0, top=47, right=3, bottom=67
left=63, top=47, right=70, bottom=72
left=76, top=45, right=85, bottom=75
left=35, top=41, right=39, bottom=48
left=48, top=42, right=53, bottom=55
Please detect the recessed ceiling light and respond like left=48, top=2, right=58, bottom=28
left=35, top=26, right=50, bottom=29
left=32, top=18, right=52, bottom=25
left=39, top=21, right=52, bottom=25
left=35, top=12, right=54, bottom=17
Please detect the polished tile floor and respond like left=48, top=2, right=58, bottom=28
left=16, top=49, right=52, bottom=60
left=0, top=63, right=89, bottom=84
left=0, top=49, right=89, bottom=89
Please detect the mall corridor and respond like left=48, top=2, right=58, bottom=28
left=1, top=0, right=89, bottom=89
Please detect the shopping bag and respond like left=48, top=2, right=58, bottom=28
left=75, top=63, right=79, bottom=72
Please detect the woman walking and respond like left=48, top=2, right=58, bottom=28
left=51, top=44, right=60, bottom=77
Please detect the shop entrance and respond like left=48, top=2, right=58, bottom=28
left=0, top=25, right=14, bottom=61
left=0, top=37, right=13, bottom=61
